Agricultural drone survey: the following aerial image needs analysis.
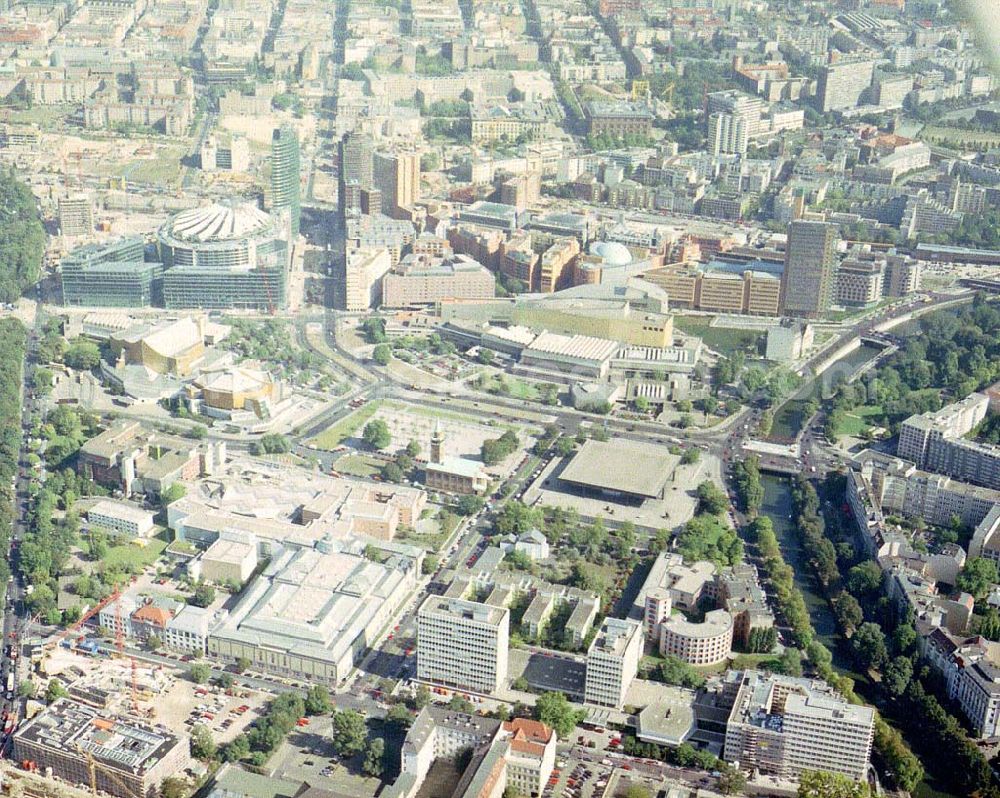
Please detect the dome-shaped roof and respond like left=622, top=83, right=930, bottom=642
left=590, top=241, right=633, bottom=267
left=164, top=200, right=273, bottom=243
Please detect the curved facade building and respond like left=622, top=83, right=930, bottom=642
left=659, top=609, right=733, bottom=666
left=158, top=200, right=289, bottom=310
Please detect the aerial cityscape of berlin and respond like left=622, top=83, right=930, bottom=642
left=0, top=0, right=997, bottom=797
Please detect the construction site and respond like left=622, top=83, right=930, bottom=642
left=10, top=698, right=188, bottom=798
left=3, top=590, right=268, bottom=798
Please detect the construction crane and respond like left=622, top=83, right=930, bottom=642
left=40, top=590, right=121, bottom=652
left=111, top=594, right=139, bottom=712
left=80, top=746, right=139, bottom=798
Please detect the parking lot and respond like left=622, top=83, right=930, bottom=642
left=155, top=674, right=272, bottom=745
left=269, top=716, right=383, bottom=798
left=512, top=649, right=587, bottom=699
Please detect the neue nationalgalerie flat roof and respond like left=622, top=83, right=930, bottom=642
left=559, top=439, right=677, bottom=499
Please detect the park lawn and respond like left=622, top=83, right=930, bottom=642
left=825, top=298, right=895, bottom=323
left=838, top=404, right=885, bottom=437
left=673, top=317, right=763, bottom=356
left=104, top=534, right=168, bottom=571
left=730, top=652, right=783, bottom=672
left=479, top=375, right=539, bottom=400
left=309, top=400, right=387, bottom=449
left=334, top=453, right=383, bottom=478
left=4, top=105, right=69, bottom=127
left=919, top=125, right=1000, bottom=149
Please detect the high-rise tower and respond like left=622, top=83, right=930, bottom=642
left=271, top=125, right=301, bottom=238
left=780, top=220, right=837, bottom=318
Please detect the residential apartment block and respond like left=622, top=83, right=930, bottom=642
left=898, top=392, right=1000, bottom=491
left=417, top=597, right=510, bottom=694
left=583, top=617, right=643, bottom=709
left=723, top=670, right=875, bottom=781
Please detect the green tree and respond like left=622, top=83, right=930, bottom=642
left=695, top=481, right=727, bottom=515
left=363, top=420, right=392, bottom=450
left=223, top=734, right=250, bottom=762
left=796, top=770, right=872, bottom=798
left=63, top=340, right=101, bottom=370
left=161, top=777, right=188, bottom=798
left=190, top=725, right=217, bottom=761
left=494, top=501, right=542, bottom=536
left=410, top=684, right=431, bottom=709
left=957, top=557, right=999, bottom=601
left=851, top=622, right=888, bottom=672
left=533, top=692, right=585, bottom=738
left=259, top=433, right=290, bottom=454
left=0, top=171, right=45, bottom=303
left=382, top=462, right=404, bottom=482
left=331, top=709, right=368, bottom=756
left=716, top=765, right=747, bottom=796
left=17, top=680, right=35, bottom=698
left=362, top=737, right=385, bottom=777
left=361, top=317, right=387, bottom=343
left=747, top=626, right=777, bottom=653
left=386, top=704, right=413, bottom=730
left=832, top=592, right=863, bottom=635
left=161, top=483, right=186, bottom=506
left=45, top=679, right=67, bottom=703
left=235, top=656, right=252, bottom=674
left=305, top=685, right=332, bottom=715
left=421, top=555, right=439, bottom=575
left=448, top=694, right=474, bottom=712
left=778, top=647, right=803, bottom=677
left=846, top=561, right=882, bottom=597
left=882, top=656, right=913, bottom=698
left=189, top=663, right=211, bottom=684
left=659, top=656, right=706, bottom=689
left=190, top=582, right=216, bottom=608
left=372, top=344, right=392, bottom=366
left=457, top=495, right=485, bottom=516
left=680, top=447, right=700, bottom=465
left=477, top=348, right=495, bottom=365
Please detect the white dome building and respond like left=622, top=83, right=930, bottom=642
left=575, top=240, right=636, bottom=285
left=590, top=240, right=634, bottom=267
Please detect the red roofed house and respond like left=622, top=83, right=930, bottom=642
left=501, top=719, right=556, bottom=797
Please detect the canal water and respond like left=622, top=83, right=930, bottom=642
left=756, top=306, right=970, bottom=797
left=767, top=343, right=883, bottom=443
left=759, top=474, right=843, bottom=658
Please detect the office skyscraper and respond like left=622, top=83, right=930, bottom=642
left=270, top=125, right=301, bottom=237
left=58, top=194, right=94, bottom=237
left=708, top=112, right=748, bottom=156
left=374, top=150, right=420, bottom=218
left=781, top=220, right=837, bottom=318
left=339, top=130, right=374, bottom=216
